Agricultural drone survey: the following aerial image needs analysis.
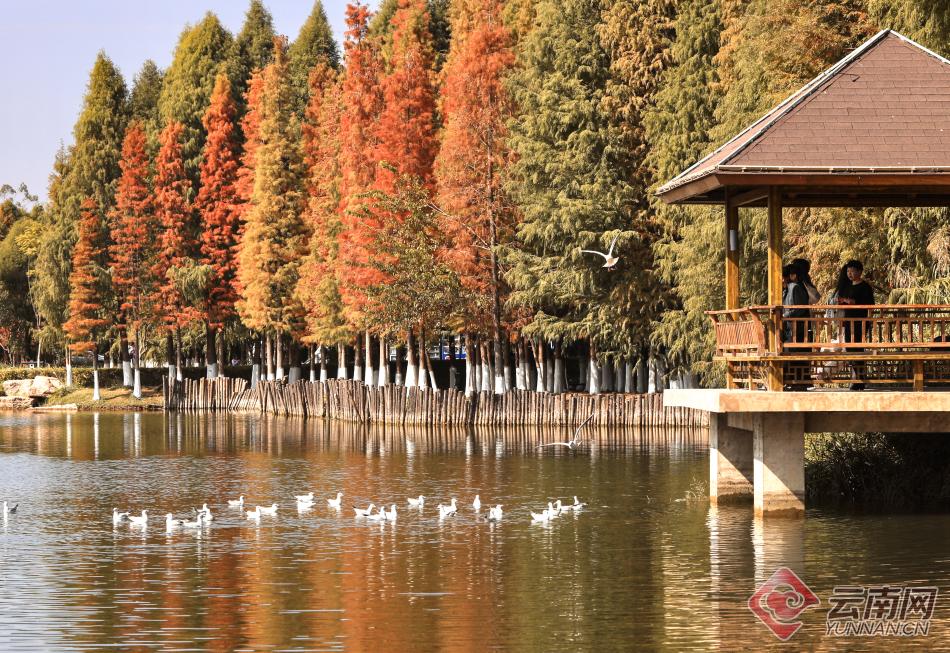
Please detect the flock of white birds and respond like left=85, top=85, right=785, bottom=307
left=108, top=491, right=587, bottom=532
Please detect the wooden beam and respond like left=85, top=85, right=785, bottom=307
left=724, top=189, right=740, bottom=311
left=766, top=187, right=784, bottom=390
left=730, top=187, right=769, bottom=207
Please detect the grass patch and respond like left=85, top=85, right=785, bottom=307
left=43, top=385, right=163, bottom=411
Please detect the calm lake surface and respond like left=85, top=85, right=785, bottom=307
left=1, top=412, right=950, bottom=651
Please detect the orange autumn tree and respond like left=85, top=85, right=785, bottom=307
left=336, top=2, right=384, bottom=383
left=296, top=64, right=353, bottom=380
left=109, top=120, right=157, bottom=398
left=435, top=0, right=516, bottom=395
left=196, top=72, right=243, bottom=379
left=153, top=120, right=194, bottom=379
left=64, top=198, right=111, bottom=400
left=370, top=0, right=439, bottom=387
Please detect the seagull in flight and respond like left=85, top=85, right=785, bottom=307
left=537, top=414, right=595, bottom=450
left=581, top=233, right=620, bottom=269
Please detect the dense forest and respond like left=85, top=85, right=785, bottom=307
left=2, top=0, right=950, bottom=395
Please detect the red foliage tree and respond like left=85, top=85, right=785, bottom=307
left=64, top=198, right=111, bottom=359
left=336, top=2, right=385, bottom=324
left=109, top=121, right=157, bottom=345
left=197, top=72, right=242, bottom=328
left=153, top=121, right=195, bottom=331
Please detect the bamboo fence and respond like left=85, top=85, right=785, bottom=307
left=163, top=377, right=706, bottom=429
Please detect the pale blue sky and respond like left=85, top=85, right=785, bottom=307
left=0, top=1, right=377, bottom=203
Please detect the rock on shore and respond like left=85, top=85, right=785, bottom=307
left=2, top=376, right=63, bottom=399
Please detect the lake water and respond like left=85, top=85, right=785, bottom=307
left=1, top=412, right=949, bottom=651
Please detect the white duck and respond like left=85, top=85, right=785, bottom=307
left=2, top=501, right=17, bottom=519
left=438, top=498, right=458, bottom=519
left=112, top=508, right=130, bottom=526
left=366, top=507, right=386, bottom=522
left=295, top=492, right=314, bottom=503
left=530, top=507, right=550, bottom=523
left=227, top=495, right=245, bottom=508
left=571, top=496, right=587, bottom=511
left=385, top=504, right=397, bottom=522
left=488, top=505, right=503, bottom=521
left=472, top=495, right=481, bottom=512
left=165, top=513, right=181, bottom=531
left=258, top=504, right=279, bottom=516
left=327, top=492, right=343, bottom=509
left=199, top=504, right=213, bottom=522
left=547, top=502, right=560, bottom=518
left=246, top=507, right=261, bottom=521
left=128, top=510, right=148, bottom=526
left=407, top=495, right=425, bottom=508
left=353, top=503, right=376, bottom=517
left=181, top=513, right=203, bottom=529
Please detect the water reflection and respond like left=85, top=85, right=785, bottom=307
left=1, top=412, right=949, bottom=650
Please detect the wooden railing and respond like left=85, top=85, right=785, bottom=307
left=707, top=305, right=950, bottom=390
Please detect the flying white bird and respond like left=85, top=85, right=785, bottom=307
left=327, top=492, right=343, bottom=509
left=537, top=414, right=595, bottom=450
left=227, top=495, right=245, bottom=508
left=581, top=233, right=620, bottom=269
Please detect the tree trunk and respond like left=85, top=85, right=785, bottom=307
left=91, top=345, right=101, bottom=402
left=602, top=358, right=613, bottom=393
left=275, top=333, right=285, bottom=381
left=165, top=332, right=175, bottom=382
left=553, top=339, right=565, bottom=394
left=120, top=333, right=132, bottom=386
left=265, top=333, right=275, bottom=381
left=588, top=342, right=601, bottom=395
left=405, top=329, right=418, bottom=388
left=364, top=331, right=375, bottom=386
left=336, top=343, right=348, bottom=379
left=503, top=337, right=512, bottom=392
left=394, top=345, right=404, bottom=385
left=534, top=339, right=546, bottom=393
left=463, top=334, right=475, bottom=397
left=378, top=338, right=388, bottom=386
left=309, top=344, right=316, bottom=382
left=447, top=334, right=457, bottom=390
left=250, top=335, right=261, bottom=388
left=353, top=334, right=363, bottom=383
left=480, top=341, right=492, bottom=392
left=636, top=347, right=648, bottom=393
left=65, top=346, right=73, bottom=387
left=132, top=331, right=142, bottom=399
left=217, top=328, right=225, bottom=377
left=417, top=329, right=429, bottom=389
left=175, top=328, right=184, bottom=381
left=422, top=329, right=437, bottom=389
left=205, top=323, right=218, bottom=379
left=288, top=340, right=301, bottom=383
left=625, top=359, right=635, bottom=394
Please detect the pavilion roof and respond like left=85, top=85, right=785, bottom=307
left=657, top=30, right=950, bottom=206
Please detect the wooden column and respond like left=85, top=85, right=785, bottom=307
left=767, top=187, right=784, bottom=390
left=725, top=191, right=740, bottom=389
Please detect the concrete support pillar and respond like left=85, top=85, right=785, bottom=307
left=709, top=413, right=753, bottom=504
left=753, top=412, right=805, bottom=517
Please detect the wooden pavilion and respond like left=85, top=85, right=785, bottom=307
left=658, top=29, right=950, bottom=392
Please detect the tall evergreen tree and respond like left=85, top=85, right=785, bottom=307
left=63, top=198, right=111, bottom=400
left=435, top=0, right=516, bottom=394
left=236, top=38, right=309, bottom=377
left=157, top=12, right=233, bottom=183
left=130, top=60, right=164, bottom=147
left=228, top=0, right=276, bottom=114
left=504, top=0, right=643, bottom=392
left=197, top=72, right=243, bottom=378
left=288, top=1, right=340, bottom=116
left=108, top=121, right=157, bottom=398
left=33, top=53, right=127, bottom=368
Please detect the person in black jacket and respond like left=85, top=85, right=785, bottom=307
left=782, top=263, right=810, bottom=344
left=837, top=260, right=874, bottom=390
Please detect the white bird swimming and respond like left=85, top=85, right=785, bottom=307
left=3, top=501, right=18, bottom=518
left=112, top=508, right=130, bottom=526
left=165, top=513, right=181, bottom=531
left=530, top=507, right=551, bottom=523
left=327, top=492, right=343, bottom=509
left=538, top=414, right=595, bottom=450
left=295, top=492, right=314, bottom=503
left=385, top=504, right=397, bottom=522
left=353, top=503, right=376, bottom=517
left=571, top=496, right=587, bottom=510
left=472, top=495, right=481, bottom=512
left=246, top=507, right=261, bottom=521
left=407, top=495, right=425, bottom=508
left=438, top=498, right=458, bottom=519
left=581, top=233, right=620, bottom=269
left=199, top=504, right=213, bottom=522
left=181, top=513, right=204, bottom=529
left=366, top=507, right=386, bottom=522
left=258, top=504, right=279, bottom=516
left=128, top=510, right=148, bottom=526
left=488, top=505, right=503, bottom=521
left=547, top=501, right=560, bottom=518
left=227, top=495, right=245, bottom=508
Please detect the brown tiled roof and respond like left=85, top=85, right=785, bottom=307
left=657, top=30, right=950, bottom=198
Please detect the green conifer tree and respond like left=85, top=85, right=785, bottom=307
left=228, top=0, right=276, bottom=113
left=288, top=1, right=340, bottom=116
left=130, top=60, right=164, bottom=148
